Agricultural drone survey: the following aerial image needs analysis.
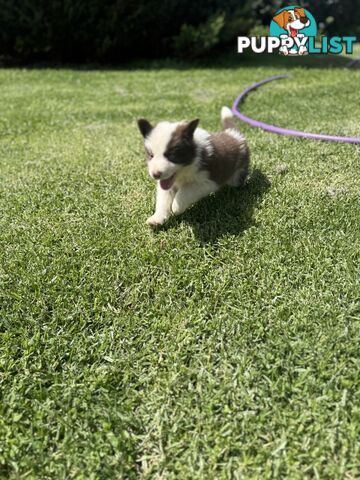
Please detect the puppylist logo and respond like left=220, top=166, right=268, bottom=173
left=238, top=6, right=357, bottom=56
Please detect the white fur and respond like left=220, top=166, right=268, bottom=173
left=146, top=121, right=177, bottom=154
left=145, top=122, right=179, bottom=180
left=221, top=106, right=233, bottom=120
left=146, top=151, right=218, bottom=226
left=146, top=183, right=175, bottom=225
left=221, top=106, right=244, bottom=142
left=194, top=127, right=213, bottom=156
left=172, top=174, right=218, bottom=215
left=145, top=124, right=219, bottom=226
left=226, top=128, right=244, bottom=142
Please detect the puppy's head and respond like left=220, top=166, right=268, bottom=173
left=137, top=118, right=199, bottom=190
left=273, top=8, right=310, bottom=35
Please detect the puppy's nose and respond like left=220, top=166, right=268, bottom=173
left=152, top=171, right=162, bottom=179
left=300, top=16, right=308, bottom=24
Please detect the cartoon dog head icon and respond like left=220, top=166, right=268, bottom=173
left=273, top=7, right=310, bottom=38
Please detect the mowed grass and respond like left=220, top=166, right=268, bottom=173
left=0, top=53, right=360, bottom=479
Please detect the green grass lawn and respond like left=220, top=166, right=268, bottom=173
left=0, top=52, right=360, bottom=479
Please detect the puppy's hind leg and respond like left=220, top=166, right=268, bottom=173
left=227, top=144, right=250, bottom=187
left=227, top=167, right=248, bottom=187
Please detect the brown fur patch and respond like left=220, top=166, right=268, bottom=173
left=164, top=121, right=198, bottom=165
left=222, top=117, right=236, bottom=130
left=201, top=132, right=249, bottom=186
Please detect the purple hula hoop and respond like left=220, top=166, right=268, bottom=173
left=231, top=75, right=360, bottom=144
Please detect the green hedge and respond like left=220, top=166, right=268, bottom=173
left=0, top=0, right=240, bottom=62
left=0, top=0, right=359, bottom=62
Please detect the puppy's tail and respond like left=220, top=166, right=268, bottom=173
left=221, top=106, right=238, bottom=131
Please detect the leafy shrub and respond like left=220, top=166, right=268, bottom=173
left=248, top=25, right=269, bottom=37
left=173, top=13, right=225, bottom=59
left=220, top=3, right=258, bottom=44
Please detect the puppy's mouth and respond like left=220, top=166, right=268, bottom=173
left=160, top=174, right=176, bottom=190
left=289, top=26, right=297, bottom=37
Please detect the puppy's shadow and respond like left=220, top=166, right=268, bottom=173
left=162, top=169, right=271, bottom=244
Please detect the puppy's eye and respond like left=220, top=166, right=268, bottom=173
left=149, top=152, right=154, bottom=159
left=146, top=150, right=154, bottom=159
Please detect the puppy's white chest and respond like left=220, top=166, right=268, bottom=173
left=174, top=164, right=204, bottom=187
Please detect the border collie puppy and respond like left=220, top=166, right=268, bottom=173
left=137, top=107, right=250, bottom=226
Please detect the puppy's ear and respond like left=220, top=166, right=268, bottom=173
left=183, top=119, right=199, bottom=139
left=273, top=10, right=288, bottom=29
left=294, top=7, right=306, bottom=17
left=137, top=118, right=153, bottom=138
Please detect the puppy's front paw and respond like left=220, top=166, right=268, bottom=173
left=171, top=199, right=186, bottom=216
left=146, top=214, right=167, bottom=227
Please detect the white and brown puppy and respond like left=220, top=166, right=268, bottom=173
left=137, top=107, right=249, bottom=226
